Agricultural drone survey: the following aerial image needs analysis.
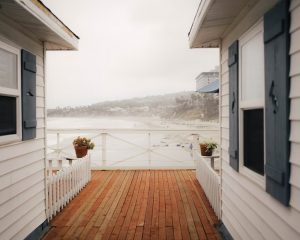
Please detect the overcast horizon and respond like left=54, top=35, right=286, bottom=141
left=43, top=0, right=219, bottom=108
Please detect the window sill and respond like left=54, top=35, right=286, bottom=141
left=0, top=134, right=22, bottom=146
left=240, top=166, right=265, bottom=190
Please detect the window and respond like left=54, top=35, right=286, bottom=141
left=238, top=20, right=265, bottom=185
left=229, top=2, right=290, bottom=205
left=0, top=41, right=21, bottom=144
left=243, top=109, right=264, bottom=175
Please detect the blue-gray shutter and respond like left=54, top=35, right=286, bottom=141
left=264, top=0, right=290, bottom=206
left=21, top=49, right=37, bottom=140
left=228, top=41, right=239, bottom=171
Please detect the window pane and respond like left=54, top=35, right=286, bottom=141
left=0, top=47, right=17, bottom=89
left=0, top=96, right=16, bottom=136
left=241, top=30, right=264, bottom=102
left=244, top=109, right=264, bottom=175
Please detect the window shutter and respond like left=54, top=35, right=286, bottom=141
left=264, top=1, right=290, bottom=206
left=228, top=41, right=239, bottom=171
left=21, top=49, right=37, bottom=140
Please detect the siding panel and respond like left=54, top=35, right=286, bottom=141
left=0, top=150, right=44, bottom=176
left=12, top=211, right=46, bottom=240
left=290, top=75, right=300, bottom=98
left=290, top=51, right=300, bottom=77
left=0, top=203, right=46, bottom=240
left=290, top=142, right=300, bottom=166
left=223, top=167, right=300, bottom=239
left=222, top=186, right=274, bottom=240
left=0, top=170, right=44, bottom=205
left=290, top=164, right=300, bottom=188
left=0, top=161, right=44, bottom=191
left=290, top=28, right=300, bottom=54
left=290, top=98, right=300, bottom=120
left=0, top=192, right=45, bottom=234
left=0, top=181, right=44, bottom=219
left=290, top=121, right=300, bottom=143
left=290, top=186, right=300, bottom=212
left=290, top=3, right=300, bottom=33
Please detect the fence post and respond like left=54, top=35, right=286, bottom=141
left=58, top=159, right=63, bottom=170
left=56, top=132, right=60, bottom=159
left=48, top=159, right=53, bottom=175
left=192, top=134, right=199, bottom=163
left=148, top=132, right=151, bottom=166
left=101, top=133, right=107, bottom=167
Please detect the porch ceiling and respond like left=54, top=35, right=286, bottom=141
left=0, top=0, right=79, bottom=50
left=188, top=0, right=259, bottom=48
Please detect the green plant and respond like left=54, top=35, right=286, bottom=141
left=201, top=141, right=217, bottom=152
left=73, top=136, right=95, bottom=150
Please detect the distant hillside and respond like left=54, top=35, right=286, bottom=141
left=47, top=91, right=219, bottom=121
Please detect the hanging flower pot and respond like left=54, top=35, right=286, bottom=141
left=73, top=136, right=95, bottom=158
left=200, top=141, right=217, bottom=156
left=74, top=145, right=88, bottom=158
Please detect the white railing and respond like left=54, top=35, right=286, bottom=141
left=47, top=128, right=219, bottom=170
left=195, top=152, right=221, bottom=219
left=46, top=155, right=91, bottom=220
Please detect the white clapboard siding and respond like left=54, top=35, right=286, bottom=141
left=289, top=0, right=300, bottom=215
left=0, top=203, right=46, bottom=240
left=11, top=211, right=46, bottom=240
left=0, top=191, right=45, bottom=234
left=0, top=170, right=44, bottom=205
left=0, top=13, right=46, bottom=240
left=0, top=149, right=44, bottom=176
left=219, top=0, right=300, bottom=239
left=0, top=139, right=44, bottom=162
left=37, top=75, right=45, bottom=87
left=0, top=161, right=44, bottom=190
left=0, top=181, right=44, bottom=219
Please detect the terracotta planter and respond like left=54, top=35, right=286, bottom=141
left=200, top=144, right=212, bottom=156
left=74, top=146, right=88, bottom=158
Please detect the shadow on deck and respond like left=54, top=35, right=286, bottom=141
left=43, top=170, right=221, bottom=240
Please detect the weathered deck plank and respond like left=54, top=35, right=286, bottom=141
left=43, top=170, right=220, bottom=240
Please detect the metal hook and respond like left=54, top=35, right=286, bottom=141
left=231, top=92, right=235, bottom=114
left=269, top=81, right=279, bottom=114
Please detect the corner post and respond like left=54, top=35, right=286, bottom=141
left=148, top=132, right=151, bottom=166
left=101, top=133, right=107, bottom=167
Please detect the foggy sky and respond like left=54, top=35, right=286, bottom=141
left=43, top=0, right=219, bottom=108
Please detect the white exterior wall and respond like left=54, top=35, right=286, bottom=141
left=220, top=0, right=300, bottom=239
left=0, top=14, right=46, bottom=240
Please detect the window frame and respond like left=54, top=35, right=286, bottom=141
left=0, top=40, right=22, bottom=144
left=238, top=19, right=266, bottom=188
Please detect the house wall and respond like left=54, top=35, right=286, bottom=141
left=220, top=0, right=300, bottom=239
left=0, top=14, right=47, bottom=240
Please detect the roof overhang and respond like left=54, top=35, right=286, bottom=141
left=0, top=0, right=79, bottom=50
left=197, top=79, right=219, bottom=93
left=188, top=0, right=259, bottom=48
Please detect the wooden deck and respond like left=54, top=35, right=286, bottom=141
left=43, top=170, right=221, bottom=240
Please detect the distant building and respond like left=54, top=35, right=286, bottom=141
left=195, top=71, right=219, bottom=93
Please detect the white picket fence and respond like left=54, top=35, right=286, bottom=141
left=195, top=152, right=221, bottom=219
left=46, top=155, right=91, bottom=220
